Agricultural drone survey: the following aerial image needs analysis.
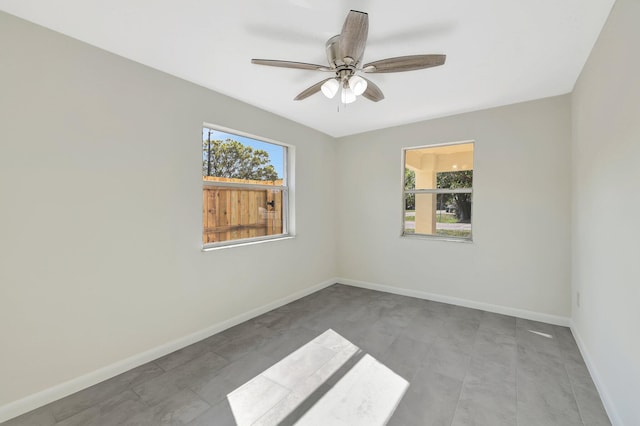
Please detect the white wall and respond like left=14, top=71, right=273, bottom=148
left=336, top=95, right=572, bottom=320
left=0, top=11, right=336, bottom=413
left=571, top=0, right=640, bottom=424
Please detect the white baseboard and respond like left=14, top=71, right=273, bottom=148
left=338, top=278, right=571, bottom=327
left=0, top=278, right=337, bottom=423
left=570, top=323, right=620, bottom=426
left=1, top=276, right=572, bottom=423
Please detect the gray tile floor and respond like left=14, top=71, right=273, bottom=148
left=3, top=284, right=611, bottom=426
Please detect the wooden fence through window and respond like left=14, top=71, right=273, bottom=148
left=202, top=177, right=284, bottom=244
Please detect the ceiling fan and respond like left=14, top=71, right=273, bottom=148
left=251, top=10, right=446, bottom=104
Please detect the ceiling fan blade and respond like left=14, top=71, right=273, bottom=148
left=362, top=54, right=446, bottom=73
left=294, top=78, right=334, bottom=101
left=339, top=10, right=369, bottom=65
left=360, top=77, right=385, bottom=102
left=251, top=59, right=331, bottom=72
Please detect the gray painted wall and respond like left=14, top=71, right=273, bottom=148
left=571, top=0, right=640, bottom=424
left=336, top=95, right=572, bottom=319
left=0, top=11, right=337, bottom=411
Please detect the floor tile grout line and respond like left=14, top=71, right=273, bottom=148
left=245, top=375, right=295, bottom=426
left=129, top=384, right=153, bottom=410
left=448, top=327, right=479, bottom=426
left=564, top=357, right=587, bottom=426
left=448, top=360, right=468, bottom=426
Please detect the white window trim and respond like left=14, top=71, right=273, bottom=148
left=201, top=124, right=293, bottom=250
left=401, top=140, right=475, bottom=242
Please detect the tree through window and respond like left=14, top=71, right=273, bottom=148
left=403, top=142, right=474, bottom=240
left=202, top=127, right=289, bottom=247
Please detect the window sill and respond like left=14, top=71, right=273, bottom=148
left=401, top=233, right=473, bottom=244
left=202, top=235, right=294, bottom=251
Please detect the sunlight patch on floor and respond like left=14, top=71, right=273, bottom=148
left=227, top=329, right=409, bottom=425
left=295, top=353, right=409, bottom=425
left=528, top=329, right=553, bottom=339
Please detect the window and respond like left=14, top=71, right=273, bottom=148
left=202, top=126, right=289, bottom=248
left=402, top=141, right=474, bottom=241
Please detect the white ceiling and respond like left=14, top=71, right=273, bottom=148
left=0, top=0, right=615, bottom=137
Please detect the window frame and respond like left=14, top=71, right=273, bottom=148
left=401, top=140, right=474, bottom=242
left=202, top=123, right=291, bottom=250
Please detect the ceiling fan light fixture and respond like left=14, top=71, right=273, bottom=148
left=341, top=87, right=357, bottom=104
left=348, top=75, right=368, bottom=96
left=321, top=78, right=340, bottom=99
left=252, top=10, right=445, bottom=104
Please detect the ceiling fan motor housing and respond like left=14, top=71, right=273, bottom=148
left=325, top=35, right=341, bottom=67
left=326, top=34, right=357, bottom=84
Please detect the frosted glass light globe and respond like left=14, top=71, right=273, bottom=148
left=321, top=79, right=340, bottom=98
left=348, top=75, right=368, bottom=96
left=341, top=87, right=357, bottom=104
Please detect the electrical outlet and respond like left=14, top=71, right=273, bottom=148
left=577, top=292, right=581, bottom=308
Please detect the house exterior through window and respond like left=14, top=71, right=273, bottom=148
left=403, top=141, right=474, bottom=241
